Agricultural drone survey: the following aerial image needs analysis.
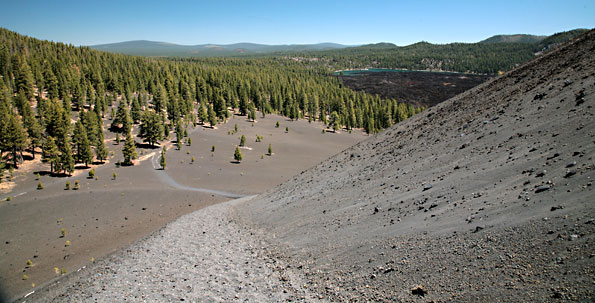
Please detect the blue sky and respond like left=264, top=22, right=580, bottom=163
left=0, top=0, right=593, bottom=46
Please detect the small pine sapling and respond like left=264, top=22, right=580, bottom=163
left=37, top=182, right=44, bottom=190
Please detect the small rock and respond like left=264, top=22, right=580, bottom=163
left=566, top=161, right=576, bottom=168
left=563, top=170, right=576, bottom=178
left=411, top=285, right=427, bottom=296
left=535, top=185, right=551, bottom=193
left=423, top=184, right=433, bottom=191
left=473, top=226, right=484, bottom=233
left=550, top=205, right=564, bottom=211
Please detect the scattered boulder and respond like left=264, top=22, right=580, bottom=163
left=423, top=184, right=433, bottom=191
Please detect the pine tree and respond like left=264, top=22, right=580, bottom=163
left=42, top=137, right=60, bottom=173
left=111, top=100, right=131, bottom=133
left=160, top=147, right=166, bottom=170
left=59, top=141, right=75, bottom=176
left=268, top=144, right=272, bottom=156
left=234, top=146, right=243, bottom=163
left=15, top=59, right=35, bottom=100
left=139, top=110, right=164, bottom=147
left=73, top=121, right=93, bottom=166
left=330, top=111, right=341, bottom=132
left=1, top=110, right=28, bottom=168
left=130, top=97, right=141, bottom=124
left=208, top=105, right=217, bottom=127
left=95, top=129, right=108, bottom=163
left=122, top=131, right=138, bottom=165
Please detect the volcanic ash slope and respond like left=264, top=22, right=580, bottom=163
left=237, top=30, right=595, bottom=301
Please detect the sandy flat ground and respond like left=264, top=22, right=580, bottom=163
left=0, top=113, right=366, bottom=301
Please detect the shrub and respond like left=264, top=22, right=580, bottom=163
left=37, top=182, right=44, bottom=190
left=285, top=126, right=289, bottom=133
left=73, top=180, right=80, bottom=190
left=6, top=196, right=11, bottom=201
left=60, top=228, right=66, bottom=237
left=26, top=259, right=33, bottom=266
left=112, top=172, right=117, bottom=180
left=234, top=146, right=243, bottom=163
left=65, top=240, right=71, bottom=247
left=240, top=135, right=246, bottom=147
left=65, top=182, right=70, bottom=190
left=268, top=144, right=273, bottom=156
left=88, top=169, right=95, bottom=178
left=275, top=121, right=280, bottom=128
left=211, top=145, right=216, bottom=152
left=35, top=173, right=40, bottom=180
left=191, top=156, right=195, bottom=163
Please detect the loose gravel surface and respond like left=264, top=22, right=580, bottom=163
left=22, top=196, right=322, bottom=303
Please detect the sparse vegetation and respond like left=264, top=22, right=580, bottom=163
left=160, top=147, right=167, bottom=170
left=37, top=182, right=44, bottom=190
left=234, top=146, right=243, bottom=163
left=112, top=172, right=117, bottom=180
left=65, top=182, right=70, bottom=190
left=88, top=169, right=95, bottom=179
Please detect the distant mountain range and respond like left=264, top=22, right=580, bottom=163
left=89, top=29, right=590, bottom=58
left=90, top=40, right=351, bottom=57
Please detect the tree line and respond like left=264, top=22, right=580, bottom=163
left=0, top=28, right=423, bottom=173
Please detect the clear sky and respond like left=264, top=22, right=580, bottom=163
left=0, top=0, right=593, bottom=46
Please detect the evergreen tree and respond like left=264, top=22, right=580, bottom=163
left=239, top=135, right=246, bottom=147
left=234, top=146, right=243, bottom=163
left=160, top=147, right=166, bottom=170
left=139, top=110, right=164, bottom=147
left=95, top=129, right=108, bottom=163
left=268, top=143, right=272, bottom=156
left=15, top=59, right=35, bottom=100
left=59, top=141, right=75, bottom=176
left=111, top=100, right=131, bottom=133
left=122, top=131, right=138, bottom=165
left=20, top=96, right=43, bottom=158
left=42, top=137, right=60, bottom=173
left=0, top=110, right=28, bottom=168
left=73, top=121, right=93, bottom=167
left=130, top=97, right=141, bottom=124
left=329, top=111, right=341, bottom=132
left=197, top=105, right=208, bottom=124
left=207, top=105, right=217, bottom=127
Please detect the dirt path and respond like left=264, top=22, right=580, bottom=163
left=22, top=196, right=321, bottom=303
left=149, top=150, right=246, bottom=199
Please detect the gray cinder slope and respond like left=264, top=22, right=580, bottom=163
left=237, top=30, right=595, bottom=301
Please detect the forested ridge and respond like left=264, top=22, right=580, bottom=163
left=0, top=28, right=422, bottom=173
left=274, top=29, right=589, bottom=74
